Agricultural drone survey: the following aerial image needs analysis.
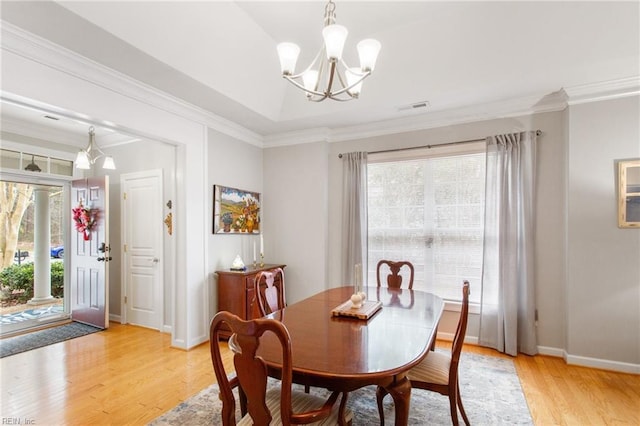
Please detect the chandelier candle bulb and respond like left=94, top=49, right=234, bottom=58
left=322, top=24, right=348, bottom=60
left=277, top=42, right=300, bottom=75
left=357, top=39, right=382, bottom=72
left=303, top=70, right=319, bottom=92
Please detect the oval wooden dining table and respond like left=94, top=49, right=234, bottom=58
left=257, top=285, right=444, bottom=426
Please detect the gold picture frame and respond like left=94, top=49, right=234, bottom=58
left=618, top=159, right=640, bottom=228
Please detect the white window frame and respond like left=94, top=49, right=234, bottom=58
left=367, top=141, right=485, bottom=312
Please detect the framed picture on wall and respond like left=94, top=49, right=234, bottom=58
left=618, top=159, right=640, bottom=228
left=213, top=185, right=261, bottom=234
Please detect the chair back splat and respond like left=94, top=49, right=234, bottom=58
left=376, top=260, right=415, bottom=289
left=254, top=267, right=286, bottom=316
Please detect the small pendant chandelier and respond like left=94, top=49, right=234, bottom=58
left=276, top=0, right=381, bottom=102
left=24, top=155, right=42, bottom=172
left=75, top=126, right=116, bottom=170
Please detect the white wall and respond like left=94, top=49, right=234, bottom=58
left=207, top=127, right=264, bottom=320
left=263, top=141, right=330, bottom=303
left=566, top=95, right=640, bottom=368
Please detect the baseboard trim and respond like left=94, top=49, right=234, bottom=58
left=109, top=314, right=122, bottom=324
left=440, top=338, right=639, bottom=374
left=537, top=345, right=565, bottom=358
left=565, top=353, right=640, bottom=375
left=538, top=345, right=639, bottom=374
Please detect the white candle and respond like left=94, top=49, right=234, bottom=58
left=260, top=234, right=264, bottom=254
left=253, top=242, right=256, bottom=262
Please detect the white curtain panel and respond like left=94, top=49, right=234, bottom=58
left=479, top=131, right=538, bottom=356
left=341, top=152, right=368, bottom=285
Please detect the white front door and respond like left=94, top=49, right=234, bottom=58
left=121, top=170, right=163, bottom=330
left=70, top=176, right=109, bottom=329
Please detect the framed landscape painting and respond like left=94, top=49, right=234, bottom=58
left=213, top=185, right=261, bottom=234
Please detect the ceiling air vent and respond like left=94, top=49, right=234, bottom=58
left=398, top=101, right=430, bottom=112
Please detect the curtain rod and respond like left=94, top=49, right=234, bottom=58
left=338, top=130, right=542, bottom=158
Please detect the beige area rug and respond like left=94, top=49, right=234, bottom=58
left=150, top=351, right=533, bottom=425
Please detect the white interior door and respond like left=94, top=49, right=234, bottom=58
left=122, top=170, right=163, bottom=330
left=70, top=176, right=109, bottom=329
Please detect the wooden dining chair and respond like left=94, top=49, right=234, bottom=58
left=210, top=311, right=352, bottom=425
left=254, top=267, right=286, bottom=316
left=376, top=260, right=415, bottom=289
left=376, top=280, right=471, bottom=426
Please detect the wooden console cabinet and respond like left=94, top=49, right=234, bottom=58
left=215, top=264, right=286, bottom=337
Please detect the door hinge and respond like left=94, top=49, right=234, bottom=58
left=124, top=244, right=127, bottom=253
left=124, top=296, right=127, bottom=304
left=123, top=192, right=127, bottom=200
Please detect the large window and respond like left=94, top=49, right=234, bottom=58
left=367, top=145, right=485, bottom=304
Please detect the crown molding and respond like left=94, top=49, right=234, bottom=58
left=263, top=127, right=331, bottom=148
left=563, top=76, right=640, bottom=105
left=0, top=21, right=263, bottom=147
left=265, top=89, right=569, bottom=146
left=265, top=75, right=639, bottom=146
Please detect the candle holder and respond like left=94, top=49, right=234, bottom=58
left=260, top=253, right=264, bottom=268
left=351, top=263, right=366, bottom=306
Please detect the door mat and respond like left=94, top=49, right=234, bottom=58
left=0, top=322, right=102, bottom=358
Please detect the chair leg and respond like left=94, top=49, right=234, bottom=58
left=456, top=382, right=470, bottom=425
left=448, top=386, right=459, bottom=426
left=338, top=392, right=351, bottom=426
left=375, top=385, right=389, bottom=426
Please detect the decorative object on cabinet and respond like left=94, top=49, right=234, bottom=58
left=213, top=185, right=261, bottom=234
left=230, top=255, right=246, bottom=271
left=618, top=159, right=640, bottom=228
left=215, top=264, right=286, bottom=339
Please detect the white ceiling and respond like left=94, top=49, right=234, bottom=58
left=1, top=1, right=639, bottom=143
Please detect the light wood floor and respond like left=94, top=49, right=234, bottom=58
left=1, top=322, right=638, bottom=425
